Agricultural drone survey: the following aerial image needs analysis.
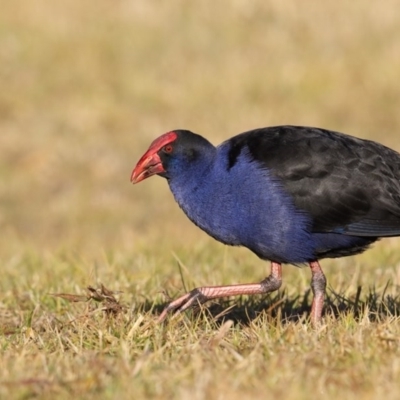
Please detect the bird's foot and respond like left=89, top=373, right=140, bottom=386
left=157, top=288, right=208, bottom=323
left=157, top=263, right=283, bottom=323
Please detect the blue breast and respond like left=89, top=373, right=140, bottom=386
left=168, top=144, right=316, bottom=264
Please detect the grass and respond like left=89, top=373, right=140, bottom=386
left=0, top=245, right=399, bottom=399
left=1, top=0, right=400, bottom=398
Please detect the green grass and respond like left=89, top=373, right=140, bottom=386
left=1, top=1, right=400, bottom=398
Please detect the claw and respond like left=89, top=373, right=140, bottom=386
left=157, top=289, right=206, bottom=322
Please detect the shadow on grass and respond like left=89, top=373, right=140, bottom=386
left=138, top=283, right=400, bottom=326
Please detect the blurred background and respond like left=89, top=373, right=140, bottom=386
left=1, top=0, right=400, bottom=259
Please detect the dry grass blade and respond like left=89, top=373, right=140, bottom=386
left=51, top=284, right=125, bottom=317
left=86, top=284, right=120, bottom=302
left=50, top=293, right=88, bottom=303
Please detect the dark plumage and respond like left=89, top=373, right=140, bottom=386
left=131, top=126, right=400, bottom=325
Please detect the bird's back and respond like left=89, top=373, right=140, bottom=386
left=222, top=126, right=400, bottom=238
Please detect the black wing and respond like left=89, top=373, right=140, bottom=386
left=226, top=125, right=400, bottom=237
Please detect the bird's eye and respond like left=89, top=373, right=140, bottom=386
left=164, top=144, right=173, bottom=153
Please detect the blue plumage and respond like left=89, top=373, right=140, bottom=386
left=168, top=141, right=316, bottom=264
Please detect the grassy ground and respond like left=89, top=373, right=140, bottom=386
left=1, top=1, right=400, bottom=398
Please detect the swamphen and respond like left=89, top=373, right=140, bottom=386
left=131, top=126, right=400, bottom=325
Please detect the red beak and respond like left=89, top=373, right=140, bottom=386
left=131, top=131, right=177, bottom=184
left=131, top=151, right=165, bottom=184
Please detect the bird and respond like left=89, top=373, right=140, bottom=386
left=131, top=125, right=400, bottom=325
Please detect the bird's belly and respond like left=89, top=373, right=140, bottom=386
left=179, top=198, right=316, bottom=264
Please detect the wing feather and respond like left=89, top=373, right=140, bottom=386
left=226, top=125, right=400, bottom=237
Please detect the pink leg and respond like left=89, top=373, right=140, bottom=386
left=309, top=260, right=327, bottom=326
left=158, top=262, right=282, bottom=322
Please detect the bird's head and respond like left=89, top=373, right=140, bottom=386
left=131, top=130, right=215, bottom=184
